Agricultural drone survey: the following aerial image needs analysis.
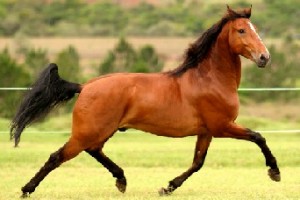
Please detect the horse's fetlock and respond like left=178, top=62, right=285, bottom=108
left=112, top=168, right=124, bottom=179
left=169, top=179, right=180, bottom=189
left=266, top=156, right=277, bottom=168
left=22, top=183, right=36, bottom=194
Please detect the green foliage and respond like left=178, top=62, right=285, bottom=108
left=24, top=48, right=49, bottom=80
left=261, top=0, right=300, bottom=37
left=100, top=52, right=116, bottom=74
left=134, top=45, right=163, bottom=72
left=0, top=49, right=31, bottom=118
left=0, top=0, right=48, bottom=36
left=241, top=39, right=300, bottom=101
left=99, top=38, right=163, bottom=74
left=0, top=0, right=298, bottom=37
left=55, top=45, right=81, bottom=82
left=82, top=2, right=128, bottom=36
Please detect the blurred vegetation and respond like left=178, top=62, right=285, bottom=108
left=23, top=48, right=49, bottom=81
left=0, top=49, right=31, bottom=118
left=0, top=0, right=298, bottom=38
left=241, top=37, right=300, bottom=101
left=100, top=37, right=164, bottom=74
left=55, top=45, right=81, bottom=82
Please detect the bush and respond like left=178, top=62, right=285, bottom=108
left=0, top=49, right=31, bottom=118
left=134, top=45, right=163, bottom=72
left=241, top=39, right=300, bottom=101
left=99, top=37, right=163, bottom=74
left=24, top=48, right=49, bottom=81
left=55, top=45, right=81, bottom=82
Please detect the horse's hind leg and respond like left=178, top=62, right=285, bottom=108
left=21, top=138, right=83, bottom=197
left=85, top=148, right=126, bottom=193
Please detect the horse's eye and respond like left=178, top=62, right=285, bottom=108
left=238, top=29, right=245, bottom=34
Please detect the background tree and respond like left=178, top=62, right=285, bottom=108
left=55, top=45, right=81, bottom=82
left=241, top=38, right=300, bottom=101
left=24, top=48, right=49, bottom=81
left=100, top=37, right=136, bottom=74
left=0, top=49, right=31, bottom=118
left=132, top=45, right=164, bottom=73
left=99, top=37, right=163, bottom=74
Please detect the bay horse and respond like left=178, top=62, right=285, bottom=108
left=11, top=6, right=280, bottom=197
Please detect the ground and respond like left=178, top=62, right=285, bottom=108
left=0, top=130, right=299, bottom=199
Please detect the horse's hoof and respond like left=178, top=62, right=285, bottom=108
left=268, top=168, right=281, bottom=182
left=158, top=187, right=171, bottom=196
left=116, top=177, right=127, bottom=193
left=20, top=192, right=30, bottom=198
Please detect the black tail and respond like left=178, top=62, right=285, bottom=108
left=10, top=63, right=81, bottom=147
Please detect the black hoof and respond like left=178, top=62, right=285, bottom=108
left=21, top=183, right=36, bottom=198
left=116, top=177, right=127, bottom=193
left=158, top=187, right=174, bottom=196
left=20, top=192, right=30, bottom=198
left=159, top=187, right=170, bottom=196
left=268, top=168, right=280, bottom=182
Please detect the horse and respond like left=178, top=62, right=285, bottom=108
left=11, top=6, right=280, bottom=198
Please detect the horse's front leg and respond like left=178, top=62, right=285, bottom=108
left=159, top=133, right=212, bottom=196
left=219, top=123, right=280, bottom=182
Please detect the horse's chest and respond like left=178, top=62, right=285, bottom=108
left=193, top=89, right=238, bottom=116
left=194, top=91, right=240, bottom=133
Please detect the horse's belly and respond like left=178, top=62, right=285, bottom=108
left=123, top=113, right=204, bottom=137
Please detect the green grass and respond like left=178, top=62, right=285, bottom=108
left=1, top=129, right=299, bottom=200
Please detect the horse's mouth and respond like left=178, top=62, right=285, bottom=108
left=256, top=58, right=270, bottom=68
left=257, top=62, right=267, bottom=68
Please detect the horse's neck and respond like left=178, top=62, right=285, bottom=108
left=208, top=30, right=242, bottom=89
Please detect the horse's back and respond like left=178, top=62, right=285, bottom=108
left=75, top=73, right=178, bottom=117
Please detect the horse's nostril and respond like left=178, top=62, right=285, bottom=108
left=260, top=54, right=266, bottom=61
left=257, top=53, right=270, bottom=67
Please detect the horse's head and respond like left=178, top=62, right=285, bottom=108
left=227, top=6, right=270, bottom=68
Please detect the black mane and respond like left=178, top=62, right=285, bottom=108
left=168, top=6, right=251, bottom=76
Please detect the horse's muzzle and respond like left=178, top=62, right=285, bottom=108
left=256, top=53, right=270, bottom=68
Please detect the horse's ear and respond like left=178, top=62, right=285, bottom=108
left=244, top=5, right=252, bottom=18
left=226, top=5, right=238, bottom=17
left=226, top=5, right=232, bottom=13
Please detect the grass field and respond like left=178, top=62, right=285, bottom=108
left=0, top=129, right=299, bottom=200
